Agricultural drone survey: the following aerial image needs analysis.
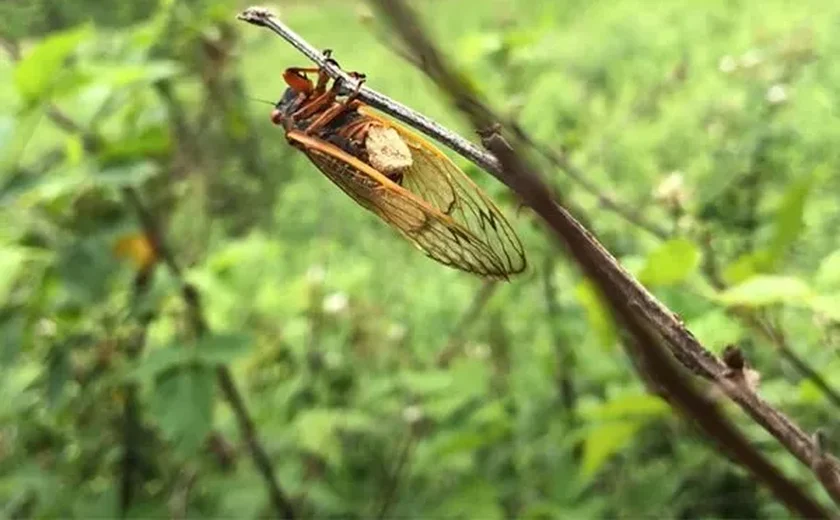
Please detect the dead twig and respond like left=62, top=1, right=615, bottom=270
left=367, top=1, right=840, bottom=511
left=234, top=4, right=838, bottom=513
left=700, top=239, right=840, bottom=412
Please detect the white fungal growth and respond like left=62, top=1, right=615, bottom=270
left=365, top=125, right=413, bottom=174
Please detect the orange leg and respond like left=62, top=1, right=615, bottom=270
left=291, top=88, right=337, bottom=121
left=344, top=72, right=367, bottom=103
left=342, top=119, right=374, bottom=141
left=302, top=99, right=363, bottom=134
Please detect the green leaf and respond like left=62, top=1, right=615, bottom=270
left=14, top=25, right=94, bottom=102
left=0, top=362, right=40, bottom=421
left=807, top=294, right=840, bottom=322
left=399, top=370, right=455, bottom=396
left=0, top=247, right=27, bottom=302
left=151, top=364, right=214, bottom=456
left=56, top=237, right=120, bottom=305
left=83, top=61, right=180, bottom=89
left=2, top=164, right=89, bottom=207
left=767, top=176, right=813, bottom=269
left=127, top=334, right=250, bottom=382
left=639, top=238, right=701, bottom=286
left=816, top=249, right=840, bottom=289
left=46, top=348, right=70, bottom=408
left=717, top=275, right=813, bottom=307
left=100, top=127, right=171, bottom=163
left=723, top=251, right=770, bottom=285
left=686, top=309, right=744, bottom=351
left=92, top=161, right=158, bottom=187
left=582, top=392, right=669, bottom=422
left=582, top=420, right=641, bottom=479
left=127, top=347, right=191, bottom=382
left=431, top=478, right=504, bottom=520
left=0, top=314, right=26, bottom=365
left=575, top=281, right=616, bottom=348
left=292, top=409, right=353, bottom=464
left=0, top=106, right=45, bottom=174
left=194, top=333, right=252, bottom=365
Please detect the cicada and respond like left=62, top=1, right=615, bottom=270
left=270, top=58, right=526, bottom=279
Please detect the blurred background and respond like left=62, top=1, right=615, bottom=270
left=1, top=0, right=839, bottom=517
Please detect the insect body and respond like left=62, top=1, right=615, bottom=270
left=270, top=60, right=526, bottom=279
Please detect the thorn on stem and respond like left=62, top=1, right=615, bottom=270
left=722, top=344, right=761, bottom=391
left=722, top=344, right=745, bottom=371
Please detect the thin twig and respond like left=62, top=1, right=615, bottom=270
left=375, top=432, right=415, bottom=519
left=369, top=1, right=840, bottom=510
left=759, top=315, right=840, bottom=411
left=241, top=1, right=840, bottom=512
left=542, top=256, right=576, bottom=417
left=236, top=7, right=504, bottom=182
left=126, top=188, right=298, bottom=520
left=435, top=280, right=498, bottom=368
left=238, top=5, right=840, bottom=509
left=120, top=290, right=155, bottom=516
left=507, top=122, right=669, bottom=239
left=368, top=1, right=840, bottom=509
left=484, top=113, right=832, bottom=518
left=700, top=238, right=840, bottom=412
left=19, top=93, right=297, bottom=519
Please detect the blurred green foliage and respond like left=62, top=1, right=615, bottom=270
left=1, top=0, right=839, bottom=517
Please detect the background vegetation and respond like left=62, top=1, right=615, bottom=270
left=1, top=0, right=839, bottom=517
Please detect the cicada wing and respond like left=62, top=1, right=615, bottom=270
left=287, top=131, right=517, bottom=278
left=358, top=107, right=526, bottom=275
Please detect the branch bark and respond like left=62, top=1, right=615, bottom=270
left=236, top=4, right=840, bottom=513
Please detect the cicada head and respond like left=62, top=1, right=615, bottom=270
left=271, top=87, right=300, bottom=126
left=271, top=68, right=316, bottom=126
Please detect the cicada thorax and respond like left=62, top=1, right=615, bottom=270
left=296, top=104, right=414, bottom=186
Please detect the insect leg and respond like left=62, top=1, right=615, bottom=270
left=301, top=101, right=357, bottom=134
left=342, top=72, right=367, bottom=104
left=285, top=67, right=321, bottom=76
left=342, top=119, right=375, bottom=141
left=290, top=89, right=337, bottom=122
left=290, top=71, right=348, bottom=121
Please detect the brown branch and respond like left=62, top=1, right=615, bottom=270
left=237, top=5, right=840, bottom=510
left=367, top=17, right=669, bottom=240
left=11, top=82, right=298, bottom=518
left=513, top=125, right=669, bottom=239
left=481, top=98, right=832, bottom=519
left=367, top=2, right=840, bottom=509
left=700, top=238, right=840, bottom=412
left=238, top=1, right=840, bottom=513
left=236, top=7, right=503, bottom=182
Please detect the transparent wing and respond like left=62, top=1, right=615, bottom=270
left=287, top=131, right=521, bottom=278
left=359, top=107, right=526, bottom=274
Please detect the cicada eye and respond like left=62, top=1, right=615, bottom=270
left=270, top=108, right=284, bottom=125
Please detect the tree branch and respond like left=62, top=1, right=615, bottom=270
left=234, top=4, right=840, bottom=512
left=700, top=239, right=840, bottom=412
